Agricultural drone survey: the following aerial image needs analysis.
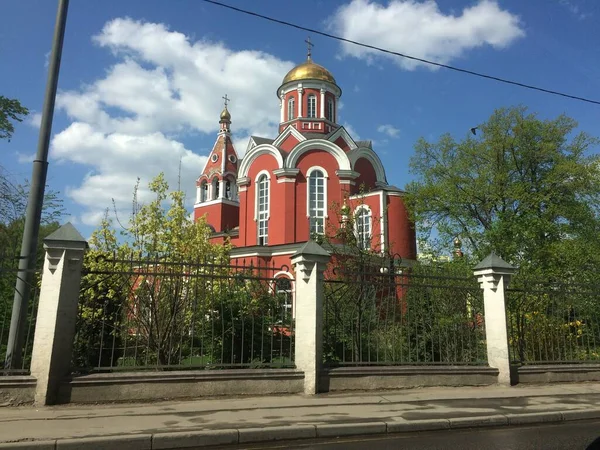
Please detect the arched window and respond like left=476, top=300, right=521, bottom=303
left=257, top=174, right=269, bottom=245
left=200, top=181, right=208, bottom=202
left=355, top=207, right=372, bottom=250
left=307, top=94, right=316, bottom=118
left=212, top=177, right=219, bottom=200
left=287, top=97, right=295, bottom=121
left=327, top=98, right=334, bottom=122
left=308, top=169, right=326, bottom=235
left=225, top=180, right=232, bottom=200
left=275, top=277, right=294, bottom=319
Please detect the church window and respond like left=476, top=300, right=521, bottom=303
left=288, top=97, right=295, bottom=120
left=308, top=168, right=326, bottom=235
left=225, top=180, right=232, bottom=200
left=275, top=277, right=293, bottom=319
left=355, top=206, right=372, bottom=250
left=212, top=177, right=219, bottom=200
left=200, top=181, right=208, bottom=202
left=257, top=174, right=270, bottom=245
left=211, top=154, right=218, bottom=163
left=327, top=98, right=334, bottom=122
left=307, top=95, right=316, bottom=118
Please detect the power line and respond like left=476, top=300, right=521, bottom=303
left=200, top=0, right=600, bottom=106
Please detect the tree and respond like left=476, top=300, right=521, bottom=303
left=405, top=106, right=600, bottom=276
left=0, top=96, right=29, bottom=141
left=75, top=174, right=233, bottom=370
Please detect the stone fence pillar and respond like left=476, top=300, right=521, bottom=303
left=30, top=223, right=87, bottom=405
left=291, top=241, right=330, bottom=395
left=474, top=252, right=516, bottom=386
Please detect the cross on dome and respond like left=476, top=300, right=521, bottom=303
left=305, top=36, right=314, bottom=60
left=222, top=94, right=230, bottom=108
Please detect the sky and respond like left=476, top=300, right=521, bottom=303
left=1, top=0, right=599, bottom=239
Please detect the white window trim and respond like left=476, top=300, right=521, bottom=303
left=306, top=166, right=328, bottom=236
left=287, top=97, right=295, bottom=121
left=354, top=204, right=372, bottom=251
left=254, top=169, right=271, bottom=223
left=307, top=94, right=317, bottom=119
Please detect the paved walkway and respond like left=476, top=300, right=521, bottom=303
left=1, top=383, right=600, bottom=448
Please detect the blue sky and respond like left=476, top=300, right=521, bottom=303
left=1, top=0, right=599, bottom=238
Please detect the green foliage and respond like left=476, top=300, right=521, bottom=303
left=406, top=106, right=600, bottom=276
left=75, top=174, right=293, bottom=372
left=0, top=96, right=28, bottom=141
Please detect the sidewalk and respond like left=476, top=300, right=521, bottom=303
left=1, top=383, right=600, bottom=449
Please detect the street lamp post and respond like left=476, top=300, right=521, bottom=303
left=4, top=0, right=70, bottom=370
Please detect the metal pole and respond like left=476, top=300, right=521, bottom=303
left=4, top=0, right=69, bottom=370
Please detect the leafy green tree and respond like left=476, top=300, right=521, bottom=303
left=75, top=174, right=233, bottom=370
left=405, top=106, right=600, bottom=276
left=0, top=96, right=29, bottom=141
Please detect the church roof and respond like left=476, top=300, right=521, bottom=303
left=356, top=140, right=373, bottom=148
left=251, top=136, right=274, bottom=146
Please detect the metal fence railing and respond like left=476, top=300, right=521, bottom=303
left=1, top=253, right=40, bottom=376
left=73, top=254, right=295, bottom=373
left=507, top=277, right=600, bottom=365
left=323, top=262, right=487, bottom=367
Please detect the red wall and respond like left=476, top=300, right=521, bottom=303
left=386, top=194, right=417, bottom=259
left=353, top=158, right=377, bottom=192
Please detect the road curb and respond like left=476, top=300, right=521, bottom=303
left=1, top=409, right=600, bottom=449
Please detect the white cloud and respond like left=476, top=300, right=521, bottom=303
left=377, top=124, right=400, bottom=138
left=16, top=151, right=35, bottom=164
left=559, top=0, right=590, bottom=20
left=330, top=0, right=525, bottom=70
left=51, top=18, right=294, bottom=226
left=27, top=113, right=42, bottom=128
left=343, top=122, right=360, bottom=140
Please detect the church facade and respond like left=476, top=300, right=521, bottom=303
left=193, top=50, right=416, bottom=273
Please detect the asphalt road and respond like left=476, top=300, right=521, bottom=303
left=222, top=420, right=600, bottom=450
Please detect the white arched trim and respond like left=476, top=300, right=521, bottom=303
left=306, top=165, right=329, bottom=179
left=254, top=169, right=272, bottom=183
left=238, top=144, right=284, bottom=179
left=273, top=270, right=294, bottom=280
left=285, top=140, right=351, bottom=171
left=349, top=147, right=388, bottom=185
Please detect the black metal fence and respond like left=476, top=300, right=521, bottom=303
left=323, top=262, right=487, bottom=366
left=0, top=253, right=40, bottom=375
left=72, top=254, right=295, bottom=373
left=507, top=277, right=600, bottom=365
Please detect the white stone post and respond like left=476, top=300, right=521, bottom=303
left=291, top=241, right=330, bottom=395
left=320, top=88, right=326, bottom=118
left=280, top=93, right=285, bottom=122
left=30, top=223, right=87, bottom=405
left=474, top=252, right=516, bottom=386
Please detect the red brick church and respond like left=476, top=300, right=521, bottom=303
left=193, top=48, right=416, bottom=271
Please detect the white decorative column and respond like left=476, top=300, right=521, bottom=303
left=196, top=186, right=201, bottom=203
left=474, top=253, right=516, bottom=386
left=280, top=93, right=285, bottom=122
left=320, top=88, right=326, bottom=118
left=291, top=241, right=330, bottom=395
left=218, top=179, right=225, bottom=199
left=30, top=223, right=87, bottom=405
left=297, top=87, right=304, bottom=118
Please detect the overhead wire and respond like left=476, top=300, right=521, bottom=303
left=200, top=0, right=600, bottom=106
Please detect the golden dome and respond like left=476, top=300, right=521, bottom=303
left=220, top=107, right=231, bottom=121
left=281, top=59, right=337, bottom=85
